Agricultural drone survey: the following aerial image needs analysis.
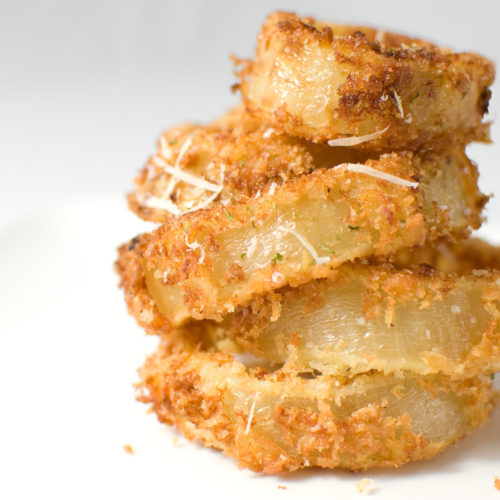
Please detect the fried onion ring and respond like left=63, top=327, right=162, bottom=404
left=116, top=150, right=485, bottom=330
left=236, top=12, right=494, bottom=149
left=207, top=263, right=500, bottom=377
left=129, top=107, right=372, bottom=223
left=138, top=331, right=493, bottom=473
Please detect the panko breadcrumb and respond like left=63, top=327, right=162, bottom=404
left=204, top=262, right=500, bottom=377
left=116, top=150, right=485, bottom=332
left=236, top=12, right=494, bottom=149
left=138, top=332, right=494, bottom=473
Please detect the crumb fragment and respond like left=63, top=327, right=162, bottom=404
left=123, top=444, right=134, bottom=454
left=277, top=485, right=287, bottom=490
left=494, top=476, right=500, bottom=490
left=172, top=437, right=185, bottom=447
left=356, top=478, right=373, bottom=495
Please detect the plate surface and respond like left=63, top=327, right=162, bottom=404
left=0, top=197, right=498, bottom=500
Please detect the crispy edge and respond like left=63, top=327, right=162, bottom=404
left=127, top=108, right=372, bottom=223
left=236, top=12, right=494, bottom=148
left=137, top=337, right=493, bottom=473
left=117, top=152, right=483, bottom=329
left=221, top=263, right=500, bottom=377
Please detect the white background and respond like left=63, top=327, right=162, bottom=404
left=1, top=1, right=499, bottom=499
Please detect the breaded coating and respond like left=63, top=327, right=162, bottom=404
left=116, top=151, right=485, bottom=331
left=393, top=237, right=500, bottom=274
left=129, top=107, right=371, bottom=223
left=209, top=263, right=500, bottom=377
left=138, top=333, right=493, bottom=473
left=236, top=12, right=494, bottom=149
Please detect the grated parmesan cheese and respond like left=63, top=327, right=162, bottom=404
left=159, top=136, right=173, bottom=160
left=244, top=393, right=259, bottom=435
left=144, top=195, right=182, bottom=215
left=277, top=223, right=331, bottom=265
left=162, top=135, right=193, bottom=201
left=333, top=163, right=418, bottom=188
left=262, top=127, right=275, bottom=139
left=327, top=126, right=389, bottom=147
left=185, top=235, right=206, bottom=264
left=152, top=157, right=221, bottom=192
left=393, top=90, right=405, bottom=118
left=268, top=182, right=278, bottom=196
left=146, top=132, right=225, bottom=214
left=272, top=271, right=285, bottom=284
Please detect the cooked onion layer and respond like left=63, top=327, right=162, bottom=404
left=139, top=334, right=493, bottom=473
left=215, top=264, right=500, bottom=377
left=236, top=12, right=494, bottom=149
left=116, top=150, right=484, bottom=330
left=129, top=106, right=371, bottom=223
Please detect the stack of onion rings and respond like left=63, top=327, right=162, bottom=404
left=116, top=12, right=497, bottom=473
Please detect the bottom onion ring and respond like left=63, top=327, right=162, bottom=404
left=138, top=331, right=494, bottom=473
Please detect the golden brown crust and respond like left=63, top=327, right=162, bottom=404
left=215, top=264, right=500, bottom=377
left=119, top=237, right=500, bottom=377
left=236, top=12, right=494, bottom=149
left=138, top=333, right=493, bottom=473
left=393, top=237, right=500, bottom=274
left=128, top=107, right=372, bottom=223
left=116, top=151, right=485, bottom=330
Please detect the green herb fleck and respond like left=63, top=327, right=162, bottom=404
left=182, top=223, right=190, bottom=233
left=251, top=221, right=256, bottom=228
left=272, top=253, right=283, bottom=263
left=227, top=213, right=234, bottom=221
left=336, top=235, right=342, bottom=241
left=240, top=253, right=246, bottom=260
left=168, top=140, right=178, bottom=146
left=461, top=91, right=468, bottom=100
left=245, top=206, right=250, bottom=212
left=409, top=91, right=420, bottom=103
left=319, top=243, right=335, bottom=254
left=400, top=219, right=406, bottom=224
left=348, top=225, right=361, bottom=231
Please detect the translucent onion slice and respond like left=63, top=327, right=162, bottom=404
left=128, top=105, right=371, bottom=223
left=116, top=150, right=484, bottom=331
left=218, top=264, right=500, bottom=376
left=139, top=335, right=493, bottom=473
left=236, top=12, right=494, bottom=148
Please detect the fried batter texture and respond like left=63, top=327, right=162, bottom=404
left=116, top=11, right=499, bottom=475
left=116, top=150, right=485, bottom=329
left=129, top=107, right=371, bottom=223
left=138, top=332, right=493, bottom=473
left=236, top=12, right=494, bottom=149
left=210, top=263, right=500, bottom=377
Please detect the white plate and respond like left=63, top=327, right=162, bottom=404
left=0, top=197, right=498, bottom=500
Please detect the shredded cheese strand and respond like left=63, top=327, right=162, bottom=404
left=278, top=223, right=331, bottom=265
left=333, top=163, right=418, bottom=188
left=153, top=156, right=221, bottom=192
left=162, top=136, right=193, bottom=201
left=144, top=195, right=182, bottom=215
left=327, top=126, right=389, bottom=147
left=393, top=90, right=405, bottom=118
left=159, top=136, right=173, bottom=160
left=181, top=164, right=226, bottom=213
left=146, top=135, right=226, bottom=214
left=184, top=234, right=206, bottom=264
left=244, top=393, right=259, bottom=435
